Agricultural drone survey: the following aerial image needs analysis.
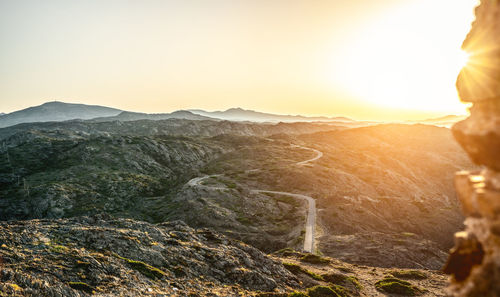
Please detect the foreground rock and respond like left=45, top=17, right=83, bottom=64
left=446, top=0, right=500, bottom=295
left=273, top=249, right=448, bottom=297
left=0, top=215, right=299, bottom=296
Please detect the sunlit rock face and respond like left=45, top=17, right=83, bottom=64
left=456, top=0, right=500, bottom=103
left=446, top=0, right=500, bottom=295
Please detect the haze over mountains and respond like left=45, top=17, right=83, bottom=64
left=0, top=101, right=466, bottom=129
left=0, top=100, right=474, bottom=296
left=0, top=102, right=122, bottom=128
left=189, top=108, right=354, bottom=123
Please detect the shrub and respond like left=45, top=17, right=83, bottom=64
left=283, top=262, right=302, bottom=274
left=300, top=254, right=330, bottom=264
left=322, top=273, right=362, bottom=292
left=275, top=248, right=302, bottom=257
left=330, top=285, right=351, bottom=297
left=334, top=266, right=354, bottom=273
left=307, top=286, right=341, bottom=297
left=282, top=262, right=323, bottom=281
left=375, top=277, right=422, bottom=296
left=114, top=253, right=167, bottom=279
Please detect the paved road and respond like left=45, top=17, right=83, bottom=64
left=187, top=143, right=321, bottom=253
left=186, top=174, right=226, bottom=190
left=250, top=190, right=316, bottom=253
left=292, top=144, right=323, bottom=166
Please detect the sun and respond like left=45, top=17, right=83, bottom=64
left=457, top=50, right=471, bottom=71
left=329, top=0, right=477, bottom=115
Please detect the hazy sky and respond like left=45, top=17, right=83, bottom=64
left=0, top=0, right=477, bottom=120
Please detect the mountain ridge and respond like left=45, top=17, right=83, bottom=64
left=189, top=107, right=354, bottom=123
left=0, top=101, right=122, bottom=128
left=90, top=110, right=215, bottom=122
left=0, top=101, right=467, bottom=130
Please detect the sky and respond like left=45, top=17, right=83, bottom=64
left=0, top=0, right=478, bottom=120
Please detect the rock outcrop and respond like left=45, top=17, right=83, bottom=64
left=0, top=215, right=300, bottom=296
left=445, top=1, right=500, bottom=295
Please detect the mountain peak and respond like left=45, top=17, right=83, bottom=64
left=225, top=107, right=246, bottom=112
left=0, top=102, right=122, bottom=128
left=41, top=101, right=64, bottom=106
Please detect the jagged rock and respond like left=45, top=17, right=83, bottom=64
left=447, top=0, right=500, bottom=295
left=452, top=102, right=500, bottom=171
left=0, top=215, right=300, bottom=296
left=453, top=0, right=500, bottom=171
left=456, top=0, right=500, bottom=102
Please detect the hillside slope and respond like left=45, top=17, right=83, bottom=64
left=0, top=102, right=122, bottom=128
left=200, top=124, right=473, bottom=269
left=0, top=215, right=450, bottom=296
left=0, top=215, right=299, bottom=296
left=0, top=121, right=472, bottom=271
left=189, top=107, right=353, bottom=122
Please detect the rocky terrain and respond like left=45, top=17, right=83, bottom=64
left=0, top=215, right=449, bottom=297
left=0, top=215, right=300, bottom=296
left=0, top=129, right=228, bottom=221
left=0, top=118, right=342, bottom=141
left=0, top=122, right=311, bottom=252
left=199, top=124, right=473, bottom=269
left=0, top=117, right=475, bottom=295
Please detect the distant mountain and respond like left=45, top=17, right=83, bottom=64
left=421, top=115, right=467, bottom=123
left=0, top=101, right=122, bottom=128
left=411, top=114, right=467, bottom=127
left=189, top=107, right=354, bottom=123
left=1, top=102, right=359, bottom=128
left=91, top=110, right=215, bottom=122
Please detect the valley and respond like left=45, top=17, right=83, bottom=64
left=0, top=114, right=473, bottom=296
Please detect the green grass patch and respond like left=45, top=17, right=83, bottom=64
left=322, top=273, right=362, bottom=292
left=283, top=262, right=302, bottom=274
left=275, top=248, right=302, bottom=257
left=330, top=285, right=351, bottom=297
left=114, top=253, right=167, bottom=279
left=375, top=277, right=422, bottom=296
left=307, top=286, right=341, bottom=297
left=288, top=292, right=309, bottom=297
left=48, top=243, right=69, bottom=253
left=282, top=262, right=323, bottom=281
left=301, top=254, right=330, bottom=264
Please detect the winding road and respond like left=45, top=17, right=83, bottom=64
left=187, top=143, right=321, bottom=253
left=292, top=144, right=323, bottom=166
left=250, top=190, right=316, bottom=252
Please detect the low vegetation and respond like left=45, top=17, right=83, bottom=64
left=300, top=254, right=330, bottom=265
left=322, top=272, right=362, bottom=293
left=282, top=262, right=324, bottom=281
left=375, top=277, right=423, bottom=296
left=114, top=253, right=167, bottom=279
left=306, top=286, right=341, bottom=297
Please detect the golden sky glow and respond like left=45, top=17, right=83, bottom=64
left=0, top=0, right=478, bottom=120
